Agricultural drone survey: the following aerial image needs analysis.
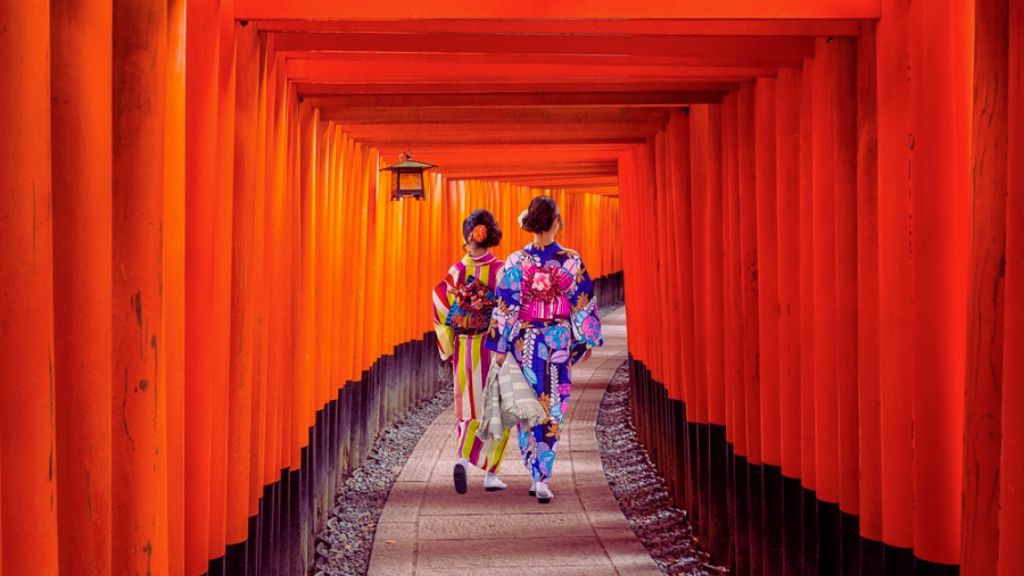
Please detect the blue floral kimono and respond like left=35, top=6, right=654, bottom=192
left=486, top=242, right=603, bottom=483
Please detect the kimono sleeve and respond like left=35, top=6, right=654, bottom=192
left=485, top=256, right=521, bottom=355
left=432, top=274, right=457, bottom=361
left=568, top=253, right=603, bottom=361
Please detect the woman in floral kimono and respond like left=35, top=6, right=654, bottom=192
left=432, top=209, right=510, bottom=494
left=486, top=196, right=603, bottom=503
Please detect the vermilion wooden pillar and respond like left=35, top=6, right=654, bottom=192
left=362, top=134, right=382, bottom=371
left=638, top=137, right=663, bottom=389
left=227, top=20, right=260, bottom=552
left=622, top=149, right=646, bottom=374
left=653, top=131, right=673, bottom=395
left=811, top=40, right=839, bottom=508
left=810, top=40, right=844, bottom=575
left=622, top=144, right=647, bottom=354
left=775, top=67, right=802, bottom=480
left=326, top=120, right=337, bottom=407
left=389, top=174, right=405, bottom=353
left=664, top=118, right=694, bottom=525
left=50, top=0, right=113, bottom=573
left=164, top=1, right=188, bottom=573
left=754, top=77, right=780, bottom=468
left=320, top=120, right=335, bottom=412
left=832, top=37, right=860, bottom=528
left=185, top=0, right=220, bottom=570
left=667, top=112, right=696, bottom=404
left=348, top=145, right=360, bottom=384
left=855, top=23, right=883, bottom=547
left=280, top=96, right=298, bottom=483
left=704, top=105, right=726, bottom=428
left=737, top=83, right=761, bottom=469
left=301, top=108, right=316, bottom=429
left=755, top=73, right=782, bottom=576
left=656, top=130, right=673, bottom=396
left=797, top=55, right=817, bottom=493
left=259, top=79, right=284, bottom=576
left=737, top=81, right=762, bottom=575
left=830, top=36, right=862, bottom=576
left=281, top=92, right=300, bottom=475
left=325, top=128, right=342, bottom=391
left=909, top=0, right=971, bottom=565
left=247, top=46, right=266, bottom=522
left=111, top=0, right=170, bottom=573
left=701, top=102, right=729, bottom=567
left=322, top=127, right=338, bottom=361
left=999, top=6, right=1024, bottom=576
left=962, top=0, right=1008, bottom=572
left=294, top=101, right=314, bottom=451
left=0, top=1, right=59, bottom=574
left=775, top=65, right=803, bottom=576
left=351, top=136, right=368, bottom=381
left=322, top=123, right=336, bottom=408
left=208, top=0, right=238, bottom=563
left=291, top=100, right=314, bottom=568
left=722, top=92, right=746, bottom=458
left=351, top=137, right=368, bottom=379
left=690, top=107, right=710, bottom=421
left=265, top=65, right=284, bottom=486
left=876, top=0, right=915, bottom=553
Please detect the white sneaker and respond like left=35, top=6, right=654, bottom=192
left=535, top=482, right=553, bottom=504
left=484, top=472, right=508, bottom=492
left=528, top=480, right=537, bottom=497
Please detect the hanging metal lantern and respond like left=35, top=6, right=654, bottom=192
left=380, top=152, right=435, bottom=200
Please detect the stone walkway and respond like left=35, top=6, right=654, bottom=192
left=367, top=307, right=662, bottom=575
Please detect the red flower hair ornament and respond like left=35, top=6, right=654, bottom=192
left=470, top=224, right=488, bottom=243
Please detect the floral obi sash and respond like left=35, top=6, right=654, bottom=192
left=449, top=275, right=496, bottom=335
left=519, top=264, right=572, bottom=324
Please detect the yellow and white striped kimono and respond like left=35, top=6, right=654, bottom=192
left=432, top=252, right=510, bottom=472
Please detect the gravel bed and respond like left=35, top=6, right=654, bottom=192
left=597, top=361, right=729, bottom=575
left=314, top=383, right=453, bottom=576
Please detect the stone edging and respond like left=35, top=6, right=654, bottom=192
left=314, top=385, right=454, bottom=576
left=596, top=361, right=728, bottom=575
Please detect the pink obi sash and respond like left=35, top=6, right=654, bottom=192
left=519, top=264, right=572, bottom=323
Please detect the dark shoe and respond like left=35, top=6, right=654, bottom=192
left=453, top=463, right=468, bottom=494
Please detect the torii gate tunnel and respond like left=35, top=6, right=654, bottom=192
left=0, top=1, right=1022, bottom=575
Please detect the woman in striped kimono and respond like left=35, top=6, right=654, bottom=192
left=487, top=196, right=603, bottom=504
left=432, top=209, right=510, bottom=494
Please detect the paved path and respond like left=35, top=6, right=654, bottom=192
left=368, top=307, right=661, bottom=575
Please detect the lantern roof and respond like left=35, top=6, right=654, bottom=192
left=380, top=156, right=436, bottom=171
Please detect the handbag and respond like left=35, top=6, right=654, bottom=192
left=477, top=366, right=505, bottom=442
left=498, top=356, right=548, bottom=429
left=476, top=356, right=549, bottom=442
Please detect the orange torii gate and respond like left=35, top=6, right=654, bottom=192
left=0, top=1, right=1021, bottom=575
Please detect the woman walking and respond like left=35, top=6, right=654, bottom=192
left=432, top=209, right=510, bottom=494
left=487, top=196, right=604, bottom=503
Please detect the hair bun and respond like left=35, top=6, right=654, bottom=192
left=462, top=209, right=502, bottom=249
left=521, top=196, right=559, bottom=234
